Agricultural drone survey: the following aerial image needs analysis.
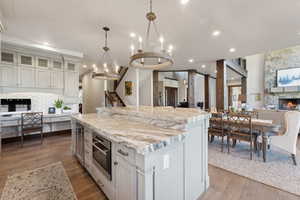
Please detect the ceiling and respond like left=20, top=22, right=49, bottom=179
left=1, top=0, right=300, bottom=76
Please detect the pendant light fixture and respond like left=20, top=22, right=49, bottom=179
left=129, top=0, right=174, bottom=69
left=92, top=26, right=120, bottom=80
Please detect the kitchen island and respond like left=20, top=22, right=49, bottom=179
left=71, top=106, right=210, bottom=200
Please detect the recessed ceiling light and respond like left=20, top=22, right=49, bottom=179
left=130, top=32, right=136, bottom=38
left=188, top=59, right=194, bottom=63
left=82, top=65, right=87, bottom=68
left=229, top=48, right=236, bottom=53
left=212, top=30, right=221, bottom=37
left=181, top=0, right=190, bottom=5
left=201, top=64, right=206, bottom=68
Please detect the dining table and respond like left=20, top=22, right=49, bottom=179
left=213, top=114, right=280, bottom=162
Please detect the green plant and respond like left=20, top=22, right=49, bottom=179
left=54, top=99, right=63, bottom=109
left=63, top=106, right=71, bottom=110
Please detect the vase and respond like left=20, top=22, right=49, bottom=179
left=56, top=108, right=62, bottom=115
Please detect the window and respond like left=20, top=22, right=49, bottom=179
left=53, top=61, right=62, bottom=69
left=38, top=58, right=48, bottom=68
left=20, top=55, right=33, bottom=65
left=1, top=52, right=14, bottom=63
left=67, top=63, right=76, bottom=71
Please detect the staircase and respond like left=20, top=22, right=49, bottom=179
left=105, top=91, right=126, bottom=107
left=106, top=66, right=128, bottom=107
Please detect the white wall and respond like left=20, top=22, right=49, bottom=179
left=209, top=77, right=216, bottom=108
left=245, top=54, right=265, bottom=109
left=82, top=73, right=106, bottom=113
left=194, top=74, right=205, bottom=107
left=116, top=68, right=153, bottom=106
left=0, top=92, right=78, bottom=113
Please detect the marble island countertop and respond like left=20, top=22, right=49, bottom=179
left=72, top=113, right=187, bottom=154
left=97, top=106, right=209, bottom=124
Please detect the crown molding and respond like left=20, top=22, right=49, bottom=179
left=1, top=35, right=84, bottom=58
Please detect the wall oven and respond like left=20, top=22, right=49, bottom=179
left=93, top=133, right=112, bottom=180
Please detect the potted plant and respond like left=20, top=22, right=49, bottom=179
left=63, top=105, right=72, bottom=113
left=54, top=99, right=63, bottom=114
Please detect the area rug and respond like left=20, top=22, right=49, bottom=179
left=208, top=138, right=300, bottom=196
left=0, top=162, right=77, bottom=200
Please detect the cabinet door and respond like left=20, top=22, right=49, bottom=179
left=115, top=156, right=136, bottom=200
left=0, top=66, right=18, bottom=87
left=36, top=69, right=51, bottom=88
left=65, top=72, right=79, bottom=97
left=20, top=67, right=35, bottom=88
left=51, top=71, right=64, bottom=89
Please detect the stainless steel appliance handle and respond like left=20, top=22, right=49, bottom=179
left=93, top=144, right=108, bottom=156
left=117, top=149, right=129, bottom=157
left=93, top=137, right=107, bottom=147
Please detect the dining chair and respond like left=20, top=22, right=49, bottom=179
left=208, top=112, right=229, bottom=153
left=240, top=110, right=259, bottom=119
left=227, top=113, right=256, bottom=160
left=261, top=111, right=300, bottom=165
left=21, top=112, right=43, bottom=147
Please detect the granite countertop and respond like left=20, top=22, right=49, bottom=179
left=73, top=107, right=210, bottom=154
left=0, top=113, right=73, bottom=122
left=97, top=106, right=209, bottom=124
left=72, top=113, right=187, bottom=154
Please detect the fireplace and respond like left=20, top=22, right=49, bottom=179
left=278, top=98, right=300, bottom=110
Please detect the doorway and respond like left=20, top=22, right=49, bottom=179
left=165, top=87, right=178, bottom=107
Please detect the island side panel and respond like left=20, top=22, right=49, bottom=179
left=184, top=117, right=209, bottom=200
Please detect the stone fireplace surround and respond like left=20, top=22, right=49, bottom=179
left=264, top=46, right=300, bottom=108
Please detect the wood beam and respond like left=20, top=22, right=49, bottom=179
left=241, top=77, right=247, bottom=103
left=216, top=60, right=228, bottom=111
left=153, top=71, right=159, bottom=106
left=204, top=74, right=210, bottom=110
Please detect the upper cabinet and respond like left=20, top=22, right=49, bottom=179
left=0, top=66, right=18, bottom=87
left=0, top=42, right=81, bottom=98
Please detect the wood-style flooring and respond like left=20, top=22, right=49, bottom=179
left=0, top=133, right=299, bottom=200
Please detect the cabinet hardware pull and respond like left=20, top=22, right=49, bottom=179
left=114, top=161, right=118, bottom=166
left=117, top=149, right=129, bottom=156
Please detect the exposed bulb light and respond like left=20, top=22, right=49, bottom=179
left=103, top=63, right=107, bottom=68
left=130, top=32, right=136, bottom=38
left=181, top=0, right=190, bottom=5
left=115, top=65, right=120, bottom=73
left=212, top=30, right=221, bottom=37
left=82, top=65, right=87, bottom=68
left=201, top=64, right=206, bottom=68
left=229, top=48, right=236, bottom=53
left=168, top=44, right=174, bottom=50
left=188, top=59, right=194, bottom=63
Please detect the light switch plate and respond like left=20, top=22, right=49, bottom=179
left=163, top=154, right=170, bottom=169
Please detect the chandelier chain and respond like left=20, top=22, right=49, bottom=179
left=149, top=0, right=153, bottom=12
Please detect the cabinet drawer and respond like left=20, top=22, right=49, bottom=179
left=51, top=116, right=71, bottom=122
left=115, top=144, right=135, bottom=164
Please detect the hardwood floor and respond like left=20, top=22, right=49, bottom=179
left=0, top=133, right=299, bottom=200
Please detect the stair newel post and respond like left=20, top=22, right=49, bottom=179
left=104, top=79, right=107, bottom=107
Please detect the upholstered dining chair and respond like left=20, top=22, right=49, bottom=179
left=265, top=111, right=300, bottom=165
left=21, top=112, right=43, bottom=147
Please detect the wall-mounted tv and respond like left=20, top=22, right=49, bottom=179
left=277, top=68, right=300, bottom=87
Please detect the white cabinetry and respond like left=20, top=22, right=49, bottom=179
left=65, top=72, right=79, bottom=97
left=36, top=69, right=51, bottom=88
left=115, top=155, right=136, bottom=200
left=19, top=67, right=35, bottom=88
left=0, top=66, right=18, bottom=87
left=51, top=71, right=64, bottom=89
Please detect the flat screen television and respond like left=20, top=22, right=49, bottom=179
left=277, top=67, right=300, bottom=87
